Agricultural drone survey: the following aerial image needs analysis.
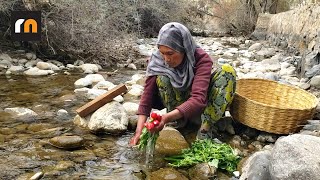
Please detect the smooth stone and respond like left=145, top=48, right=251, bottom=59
left=49, top=135, right=84, bottom=149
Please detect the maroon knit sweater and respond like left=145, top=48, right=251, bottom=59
left=137, top=48, right=213, bottom=120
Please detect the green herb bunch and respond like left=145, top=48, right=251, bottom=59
left=165, top=139, right=240, bottom=173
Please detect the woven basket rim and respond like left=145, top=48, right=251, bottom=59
left=236, top=78, right=319, bottom=111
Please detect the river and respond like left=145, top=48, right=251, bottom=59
left=0, top=70, right=152, bottom=179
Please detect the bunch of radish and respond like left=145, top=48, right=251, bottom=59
left=137, top=112, right=162, bottom=151
left=144, top=112, right=162, bottom=131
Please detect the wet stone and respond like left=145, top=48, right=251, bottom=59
left=149, top=168, right=188, bottom=180
left=70, top=149, right=97, bottom=163
left=55, top=160, right=75, bottom=171
left=15, top=124, right=28, bottom=132
left=0, top=134, right=5, bottom=144
left=0, top=127, right=17, bottom=135
left=27, top=123, right=55, bottom=132
left=188, top=163, right=217, bottom=180
left=49, top=135, right=84, bottom=149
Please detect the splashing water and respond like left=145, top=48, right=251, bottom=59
left=145, top=133, right=156, bottom=168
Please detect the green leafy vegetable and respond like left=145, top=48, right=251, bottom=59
left=138, top=127, right=159, bottom=151
left=137, top=112, right=162, bottom=151
left=164, top=139, right=240, bottom=173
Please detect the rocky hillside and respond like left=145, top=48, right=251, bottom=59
left=252, top=4, right=320, bottom=78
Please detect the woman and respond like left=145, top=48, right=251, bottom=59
left=130, top=22, right=236, bottom=146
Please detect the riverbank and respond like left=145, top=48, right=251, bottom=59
left=1, top=35, right=320, bottom=179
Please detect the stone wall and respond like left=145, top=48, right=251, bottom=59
left=252, top=4, right=320, bottom=77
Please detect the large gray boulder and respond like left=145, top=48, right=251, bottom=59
left=269, top=134, right=320, bottom=180
left=88, top=101, right=128, bottom=134
left=240, top=150, right=272, bottom=180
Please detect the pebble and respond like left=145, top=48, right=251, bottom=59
left=30, top=172, right=44, bottom=180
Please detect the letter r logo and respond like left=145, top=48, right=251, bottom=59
left=11, top=11, right=41, bottom=41
left=14, top=19, right=38, bottom=33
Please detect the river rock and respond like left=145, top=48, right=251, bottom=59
left=4, top=107, right=38, bottom=121
left=74, top=78, right=93, bottom=88
left=36, top=62, right=60, bottom=71
left=269, top=134, right=320, bottom=180
left=25, top=52, right=35, bottom=60
left=30, top=172, right=44, bottom=180
left=0, top=53, right=12, bottom=62
left=188, top=163, right=217, bottom=180
left=84, top=74, right=105, bottom=84
left=310, top=75, right=320, bottom=89
left=74, top=87, right=90, bottom=97
left=24, top=67, right=54, bottom=76
left=149, top=168, right=188, bottom=180
left=93, top=81, right=115, bottom=90
left=88, top=101, right=128, bottom=134
left=80, top=63, right=99, bottom=74
left=56, top=109, right=70, bottom=120
left=74, top=60, right=84, bottom=66
left=47, top=60, right=62, bottom=66
left=240, top=150, right=272, bottom=180
left=256, top=48, right=276, bottom=58
left=127, top=63, right=137, bottom=70
left=127, top=86, right=143, bottom=98
left=86, top=89, right=107, bottom=100
left=264, top=72, right=279, bottom=81
left=248, top=43, right=262, bottom=51
left=25, top=60, right=38, bottom=68
left=49, top=135, right=84, bottom=149
left=8, top=65, right=25, bottom=75
left=306, top=64, right=320, bottom=78
left=155, top=127, right=189, bottom=156
left=73, top=114, right=89, bottom=128
left=123, top=102, right=139, bottom=115
left=113, top=95, right=124, bottom=103
left=132, top=74, right=146, bottom=85
left=55, top=161, right=75, bottom=171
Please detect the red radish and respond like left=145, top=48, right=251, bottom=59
left=157, top=114, right=162, bottom=121
left=153, top=120, right=160, bottom=126
left=146, top=123, right=155, bottom=130
left=150, top=112, right=158, bottom=119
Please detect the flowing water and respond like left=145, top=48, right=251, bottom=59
left=0, top=70, right=151, bottom=179
left=0, top=69, right=242, bottom=180
left=145, top=133, right=156, bottom=168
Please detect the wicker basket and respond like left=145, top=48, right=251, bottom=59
left=230, top=78, right=318, bottom=134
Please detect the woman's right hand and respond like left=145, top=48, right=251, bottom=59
left=129, top=132, right=141, bottom=146
left=129, top=115, right=148, bottom=146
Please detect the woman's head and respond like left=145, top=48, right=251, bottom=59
left=158, top=45, right=184, bottom=68
left=146, top=22, right=197, bottom=91
left=156, top=23, right=193, bottom=68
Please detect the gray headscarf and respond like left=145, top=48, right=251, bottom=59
left=146, top=22, right=197, bottom=91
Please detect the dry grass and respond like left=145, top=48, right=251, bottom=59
left=0, top=0, right=193, bottom=66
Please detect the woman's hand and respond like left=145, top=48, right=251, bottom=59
left=129, top=115, right=147, bottom=146
left=149, top=115, right=167, bottom=133
left=149, top=109, right=182, bottom=133
left=129, top=132, right=141, bottom=146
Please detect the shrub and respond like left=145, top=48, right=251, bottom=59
left=0, top=0, right=193, bottom=66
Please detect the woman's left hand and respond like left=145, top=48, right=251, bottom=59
left=149, top=114, right=169, bottom=133
left=149, top=120, right=165, bottom=133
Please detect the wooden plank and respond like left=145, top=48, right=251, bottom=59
left=76, top=84, right=127, bottom=117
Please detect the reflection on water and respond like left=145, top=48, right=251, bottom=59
left=0, top=70, right=149, bottom=179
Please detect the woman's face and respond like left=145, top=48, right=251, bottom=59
left=158, top=45, right=184, bottom=68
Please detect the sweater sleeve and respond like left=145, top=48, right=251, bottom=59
left=137, top=76, right=157, bottom=116
left=176, top=48, right=213, bottom=119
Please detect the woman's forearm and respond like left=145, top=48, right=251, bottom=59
left=163, top=109, right=183, bottom=124
left=135, top=115, right=148, bottom=134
